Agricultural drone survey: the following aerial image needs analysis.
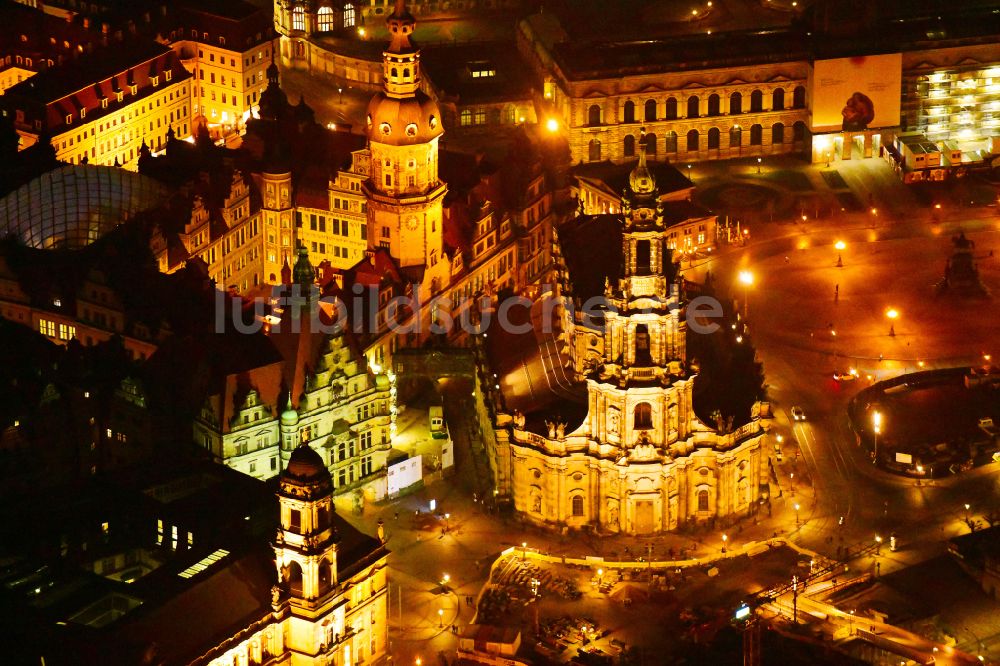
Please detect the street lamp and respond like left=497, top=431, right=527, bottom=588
left=438, top=608, right=444, bottom=628
left=872, top=411, right=882, bottom=463
left=886, top=307, right=898, bottom=336
left=721, top=533, right=728, bottom=553
left=521, top=542, right=528, bottom=561
left=416, top=658, right=422, bottom=666
left=835, top=240, right=846, bottom=250
left=738, top=270, right=754, bottom=319
left=338, top=87, right=343, bottom=104
left=545, top=118, right=559, bottom=133
left=965, top=503, right=971, bottom=521
left=874, top=534, right=882, bottom=556
left=757, top=157, right=762, bottom=174
left=442, top=573, right=450, bottom=587
left=794, top=502, right=801, bottom=526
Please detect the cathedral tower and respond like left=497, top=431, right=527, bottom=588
left=362, top=0, right=447, bottom=274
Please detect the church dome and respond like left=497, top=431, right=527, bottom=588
left=279, top=444, right=333, bottom=499
left=284, top=444, right=327, bottom=481
left=366, top=91, right=443, bottom=147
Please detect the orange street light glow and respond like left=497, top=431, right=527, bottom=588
left=545, top=118, right=559, bottom=133
left=886, top=308, right=899, bottom=320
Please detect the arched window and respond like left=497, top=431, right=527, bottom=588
left=664, top=131, right=677, bottom=152
left=390, top=67, right=397, bottom=78
left=635, top=323, right=651, bottom=363
left=588, top=138, right=601, bottom=162
left=772, top=122, right=785, bottom=145
left=343, top=3, right=356, bottom=28
left=772, top=88, right=785, bottom=111
left=317, top=6, right=334, bottom=31
left=730, top=92, right=742, bottom=114
left=623, top=100, right=635, bottom=123
left=793, top=120, right=807, bottom=142
left=286, top=560, right=303, bottom=595
left=623, top=134, right=636, bottom=157
left=644, top=132, right=657, bottom=155
left=686, top=129, right=699, bottom=152
left=635, top=240, right=651, bottom=274
left=792, top=85, right=806, bottom=109
left=571, top=495, right=584, bottom=517
left=403, top=67, right=410, bottom=79
left=730, top=126, right=742, bottom=148
left=460, top=109, right=471, bottom=126
left=644, top=99, right=657, bottom=122
left=750, top=124, right=762, bottom=145
left=292, top=6, right=305, bottom=31
left=697, top=489, right=709, bottom=512
left=708, top=94, right=720, bottom=116
left=634, top=402, right=652, bottom=429
left=318, top=558, right=333, bottom=592
left=708, top=127, right=720, bottom=149
left=588, top=104, right=602, bottom=126
left=665, top=97, right=678, bottom=119
left=687, top=96, right=700, bottom=118
left=750, top=89, right=763, bottom=112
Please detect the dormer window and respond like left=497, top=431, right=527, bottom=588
left=116, top=91, right=123, bottom=103
left=379, top=122, right=391, bottom=136
left=80, top=108, right=86, bottom=119
left=66, top=114, right=73, bottom=125
left=101, top=98, right=108, bottom=109
left=165, top=70, right=172, bottom=82
left=468, top=61, right=496, bottom=78
left=151, top=76, right=159, bottom=87
left=405, top=123, right=417, bottom=137
left=129, top=84, right=137, bottom=95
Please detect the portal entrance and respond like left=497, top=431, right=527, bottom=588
left=634, top=500, right=654, bottom=534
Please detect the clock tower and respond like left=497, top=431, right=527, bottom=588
left=363, top=0, right=447, bottom=276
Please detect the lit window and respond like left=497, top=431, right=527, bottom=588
left=343, top=3, right=356, bottom=27
left=292, top=6, right=305, bottom=31
left=38, top=319, right=56, bottom=337
left=318, top=6, right=334, bottom=31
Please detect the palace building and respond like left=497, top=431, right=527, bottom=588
left=488, top=142, right=765, bottom=534
left=0, top=450, right=388, bottom=666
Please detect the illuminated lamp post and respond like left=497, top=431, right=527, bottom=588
left=721, top=533, right=728, bottom=554
left=872, top=411, right=882, bottom=464
left=757, top=157, right=762, bottom=174
left=738, top=270, right=754, bottom=319
left=886, top=308, right=899, bottom=336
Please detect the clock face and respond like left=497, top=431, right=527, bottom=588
left=406, top=216, right=419, bottom=231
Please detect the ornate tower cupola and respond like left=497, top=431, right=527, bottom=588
left=384, top=0, right=419, bottom=98
left=363, top=0, right=447, bottom=271
left=275, top=444, right=339, bottom=603
left=592, top=129, right=685, bottom=398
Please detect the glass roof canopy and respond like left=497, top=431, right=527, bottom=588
left=0, top=165, right=167, bottom=250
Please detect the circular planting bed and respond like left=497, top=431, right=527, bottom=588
left=848, top=367, right=1000, bottom=477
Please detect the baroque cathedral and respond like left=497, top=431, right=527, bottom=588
left=491, top=140, right=765, bottom=535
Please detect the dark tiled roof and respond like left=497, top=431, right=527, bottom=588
left=557, top=213, right=623, bottom=304
left=421, top=42, right=539, bottom=104
left=6, top=39, right=175, bottom=105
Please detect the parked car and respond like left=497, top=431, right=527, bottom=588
left=833, top=368, right=859, bottom=381
left=790, top=406, right=806, bottom=421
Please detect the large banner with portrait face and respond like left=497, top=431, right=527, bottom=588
left=809, top=54, right=902, bottom=133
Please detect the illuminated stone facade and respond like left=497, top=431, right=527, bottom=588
left=196, top=446, right=389, bottom=666
left=494, top=144, right=764, bottom=535
left=194, top=254, right=394, bottom=489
